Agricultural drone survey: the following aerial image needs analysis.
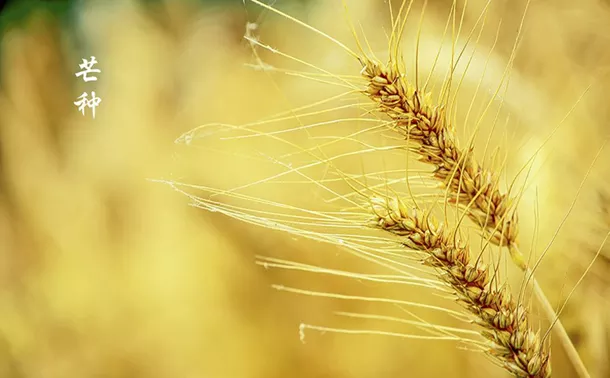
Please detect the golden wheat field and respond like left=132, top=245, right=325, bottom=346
left=0, top=0, right=609, bottom=377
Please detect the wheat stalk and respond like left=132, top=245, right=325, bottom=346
left=360, top=47, right=599, bottom=374
left=370, top=195, right=551, bottom=378
left=349, top=8, right=597, bottom=374
left=358, top=47, right=596, bottom=378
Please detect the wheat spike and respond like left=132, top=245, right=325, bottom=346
left=360, top=57, right=524, bottom=268
left=370, top=195, right=551, bottom=378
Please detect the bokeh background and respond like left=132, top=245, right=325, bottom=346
left=0, top=0, right=609, bottom=377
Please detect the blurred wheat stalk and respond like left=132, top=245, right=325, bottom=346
left=0, top=0, right=609, bottom=378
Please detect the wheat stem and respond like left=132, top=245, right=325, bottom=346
left=532, top=278, right=590, bottom=378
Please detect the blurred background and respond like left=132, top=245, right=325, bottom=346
left=0, top=0, right=609, bottom=377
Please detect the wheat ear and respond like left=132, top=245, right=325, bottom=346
left=371, top=195, right=551, bottom=378
left=360, top=55, right=591, bottom=377
left=361, top=57, right=524, bottom=267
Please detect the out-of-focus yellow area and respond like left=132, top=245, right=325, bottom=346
left=0, top=0, right=608, bottom=377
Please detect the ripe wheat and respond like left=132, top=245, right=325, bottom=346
left=167, top=0, right=601, bottom=377
left=371, top=195, right=550, bottom=377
